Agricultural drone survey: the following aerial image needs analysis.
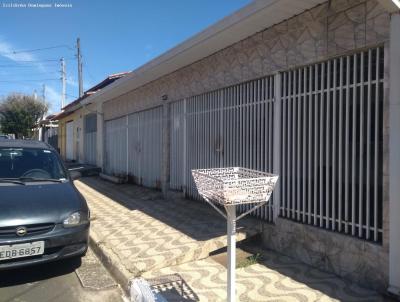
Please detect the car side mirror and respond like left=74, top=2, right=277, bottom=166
left=69, top=170, right=81, bottom=180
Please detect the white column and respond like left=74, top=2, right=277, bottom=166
left=226, top=205, right=236, bottom=302
left=96, top=102, right=104, bottom=168
left=389, top=12, right=400, bottom=296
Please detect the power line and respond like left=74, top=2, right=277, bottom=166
left=0, top=63, right=60, bottom=68
left=65, top=93, right=78, bottom=99
left=0, top=44, right=74, bottom=55
left=0, top=78, right=60, bottom=83
left=0, top=57, right=75, bottom=63
left=0, top=71, right=59, bottom=77
left=83, top=61, right=97, bottom=83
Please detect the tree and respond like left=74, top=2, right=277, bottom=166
left=0, top=93, right=49, bottom=139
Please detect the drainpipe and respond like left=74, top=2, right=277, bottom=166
left=388, top=11, right=400, bottom=297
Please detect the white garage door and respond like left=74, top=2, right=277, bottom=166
left=105, top=117, right=127, bottom=176
left=84, top=113, right=97, bottom=165
left=127, top=107, right=163, bottom=189
left=65, top=121, right=74, bottom=161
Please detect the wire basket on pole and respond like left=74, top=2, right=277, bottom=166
left=192, top=167, right=278, bottom=302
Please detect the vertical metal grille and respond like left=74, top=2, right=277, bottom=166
left=280, top=46, right=384, bottom=242
left=65, top=121, right=74, bottom=161
left=127, top=107, right=163, bottom=189
left=104, top=117, right=127, bottom=176
left=170, top=101, right=186, bottom=191
left=106, top=45, right=384, bottom=243
left=171, top=76, right=276, bottom=221
left=84, top=113, right=97, bottom=165
left=105, top=107, right=163, bottom=188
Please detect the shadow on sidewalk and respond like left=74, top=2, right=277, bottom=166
left=77, top=177, right=390, bottom=301
left=78, top=176, right=260, bottom=242
left=237, top=241, right=389, bottom=302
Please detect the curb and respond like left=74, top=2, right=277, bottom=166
left=89, top=231, right=132, bottom=297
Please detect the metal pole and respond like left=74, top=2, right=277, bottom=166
left=42, top=84, right=46, bottom=102
left=77, top=38, right=83, bottom=98
left=226, top=205, right=236, bottom=302
left=61, top=58, right=66, bottom=109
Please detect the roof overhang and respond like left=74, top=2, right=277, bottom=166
left=81, top=0, right=329, bottom=106
left=377, top=0, right=400, bottom=12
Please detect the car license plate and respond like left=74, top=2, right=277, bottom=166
left=0, top=241, right=45, bottom=261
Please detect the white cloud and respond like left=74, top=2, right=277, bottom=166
left=66, top=75, right=78, bottom=87
left=0, top=38, right=96, bottom=112
left=45, top=86, right=62, bottom=114
left=0, top=39, right=47, bottom=71
left=67, top=75, right=93, bottom=91
left=0, top=41, right=35, bottom=61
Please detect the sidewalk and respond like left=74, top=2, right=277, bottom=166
left=75, top=177, right=260, bottom=286
left=75, top=177, right=386, bottom=301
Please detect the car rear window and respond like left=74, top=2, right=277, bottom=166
left=0, top=147, right=67, bottom=180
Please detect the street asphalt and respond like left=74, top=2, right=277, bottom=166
left=0, top=249, right=125, bottom=302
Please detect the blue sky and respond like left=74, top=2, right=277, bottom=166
left=0, top=0, right=251, bottom=113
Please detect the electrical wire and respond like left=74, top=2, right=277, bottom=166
left=0, top=78, right=60, bottom=83
left=0, top=72, right=59, bottom=77
left=65, top=93, right=78, bottom=99
left=0, top=63, right=60, bottom=68
left=0, top=44, right=75, bottom=55
left=0, top=57, right=76, bottom=63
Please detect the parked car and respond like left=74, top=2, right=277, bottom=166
left=0, top=135, right=9, bottom=140
left=0, top=139, right=89, bottom=270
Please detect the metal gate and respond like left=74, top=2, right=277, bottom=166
left=84, top=113, right=97, bottom=165
left=170, top=45, right=384, bottom=241
left=65, top=121, right=74, bottom=161
left=104, top=108, right=163, bottom=188
left=171, top=76, right=276, bottom=221
left=105, top=116, right=127, bottom=176
left=128, top=107, right=163, bottom=188
left=279, top=46, right=384, bottom=242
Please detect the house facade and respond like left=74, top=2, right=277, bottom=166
left=53, top=72, right=128, bottom=165
left=78, top=0, right=400, bottom=296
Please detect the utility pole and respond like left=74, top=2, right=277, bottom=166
left=33, top=89, right=37, bottom=100
left=61, top=57, right=66, bottom=109
left=42, top=84, right=46, bottom=102
left=77, top=38, right=83, bottom=98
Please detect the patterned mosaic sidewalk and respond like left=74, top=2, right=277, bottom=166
left=144, top=252, right=385, bottom=302
left=76, top=177, right=386, bottom=301
left=75, top=177, right=261, bottom=276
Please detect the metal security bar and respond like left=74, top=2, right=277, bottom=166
left=171, top=76, right=276, bottom=221
left=104, top=107, right=163, bottom=188
left=104, top=116, right=128, bottom=176
left=280, top=46, right=384, bottom=242
left=128, top=107, right=163, bottom=188
left=84, top=113, right=97, bottom=165
left=170, top=101, right=186, bottom=191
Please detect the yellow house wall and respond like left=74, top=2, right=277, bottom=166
left=57, top=102, right=99, bottom=162
left=57, top=110, right=81, bottom=161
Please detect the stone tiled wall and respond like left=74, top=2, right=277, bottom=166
left=261, top=218, right=389, bottom=293
left=103, top=0, right=390, bottom=121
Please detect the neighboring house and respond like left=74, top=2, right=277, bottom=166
left=76, top=0, right=399, bottom=297
left=51, top=72, right=129, bottom=164
left=37, top=114, right=59, bottom=150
